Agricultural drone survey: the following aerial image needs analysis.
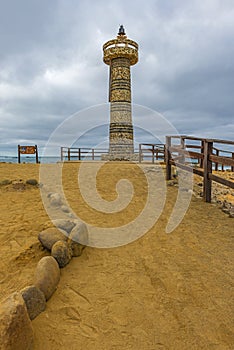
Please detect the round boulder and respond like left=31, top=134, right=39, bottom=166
left=26, top=179, right=38, bottom=186
left=34, top=256, right=60, bottom=300
left=67, top=223, right=88, bottom=257
left=20, top=285, right=46, bottom=320
left=69, top=222, right=89, bottom=246
left=0, top=179, right=12, bottom=186
left=52, top=219, right=76, bottom=233
left=51, top=241, right=72, bottom=268
left=61, top=205, right=70, bottom=213
left=68, top=239, right=85, bottom=257
left=38, top=227, right=67, bottom=250
left=0, top=292, right=34, bottom=350
left=49, top=193, right=62, bottom=206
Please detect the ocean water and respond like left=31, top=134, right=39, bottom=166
left=0, top=154, right=106, bottom=163
left=0, top=156, right=61, bottom=164
left=0, top=155, right=232, bottom=170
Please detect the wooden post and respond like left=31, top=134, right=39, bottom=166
left=180, top=136, right=185, bottom=164
left=78, top=148, right=81, bottom=160
left=68, top=148, right=70, bottom=161
left=215, top=149, right=219, bottom=171
left=139, top=144, right=142, bottom=163
left=18, top=145, right=20, bottom=163
left=165, top=136, right=172, bottom=180
left=61, top=147, right=63, bottom=161
left=200, top=140, right=204, bottom=168
left=35, top=145, right=39, bottom=163
left=203, top=140, right=213, bottom=202
left=232, top=153, right=234, bottom=172
left=92, top=149, right=95, bottom=160
left=152, top=145, right=155, bottom=163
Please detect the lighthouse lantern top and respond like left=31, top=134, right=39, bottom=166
left=118, top=25, right=126, bottom=36
left=103, top=26, right=138, bottom=66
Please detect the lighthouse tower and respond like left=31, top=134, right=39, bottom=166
left=103, top=25, right=138, bottom=160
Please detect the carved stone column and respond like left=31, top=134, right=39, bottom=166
left=103, top=26, right=138, bottom=160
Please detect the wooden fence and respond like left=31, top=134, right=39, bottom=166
left=138, top=143, right=165, bottom=163
left=61, top=145, right=165, bottom=162
left=165, top=136, right=234, bottom=202
left=60, top=147, right=109, bottom=161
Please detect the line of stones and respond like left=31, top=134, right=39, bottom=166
left=0, top=195, right=88, bottom=350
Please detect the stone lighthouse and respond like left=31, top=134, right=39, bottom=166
left=103, top=25, right=138, bottom=160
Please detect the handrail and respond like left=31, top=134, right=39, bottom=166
left=60, top=147, right=109, bottom=161
left=138, top=144, right=165, bottom=163
left=165, top=136, right=234, bottom=202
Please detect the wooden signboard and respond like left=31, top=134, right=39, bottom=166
left=18, top=145, right=39, bottom=163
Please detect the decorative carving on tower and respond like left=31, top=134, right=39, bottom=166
left=102, top=25, right=139, bottom=160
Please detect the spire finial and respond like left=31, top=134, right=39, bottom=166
left=118, top=25, right=125, bottom=36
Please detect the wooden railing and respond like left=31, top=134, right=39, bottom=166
left=61, top=145, right=166, bottom=162
left=138, top=143, right=165, bottom=163
left=165, top=136, right=234, bottom=202
left=60, top=147, right=109, bottom=161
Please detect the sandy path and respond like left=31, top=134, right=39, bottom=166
left=0, top=163, right=233, bottom=349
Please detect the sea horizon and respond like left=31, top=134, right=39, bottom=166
left=0, top=155, right=61, bottom=164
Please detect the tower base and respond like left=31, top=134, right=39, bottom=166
left=101, top=153, right=139, bottom=161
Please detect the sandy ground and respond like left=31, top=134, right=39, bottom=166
left=0, top=162, right=233, bottom=350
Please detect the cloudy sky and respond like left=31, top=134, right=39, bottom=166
left=0, top=0, right=233, bottom=156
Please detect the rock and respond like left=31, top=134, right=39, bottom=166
left=167, top=180, right=177, bottom=186
left=0, top=292, right=34, bottom=350
left=51, top=241, right=72, bottom=268
left=20, top=285, right=46, bottom=320
left=49, top=193, right=62, bottom=206
left=38, top=227, right=67, bottom=250
left=222, top=200, right=228, bottom=209
left=67, top=222, right=86, bottom=257
left=68, top=240, right=85, bottom=257
left=61, top=205, right=70, bottom=213
left=52, top=219, right=76, bottom=233
left=229, top=207, right=234, bottom=218
left=34, top=256, right=60, bottom=300
left=68, top=222, right=89, bottom=248
left=0, top=179, right=12, bottom=186
left=26, top=179, right=38, bottom=186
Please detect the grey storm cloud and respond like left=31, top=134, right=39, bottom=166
left=0, top=0, right=233, bottom=155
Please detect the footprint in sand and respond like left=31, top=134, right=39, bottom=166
left=62, top=286, right=93, bottom=312
left=78, top=322, right=99, bottom=339
left=63, top=306, right=81, bottom=322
